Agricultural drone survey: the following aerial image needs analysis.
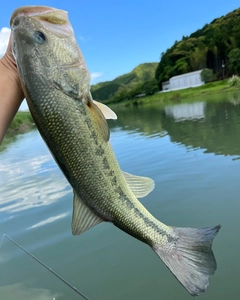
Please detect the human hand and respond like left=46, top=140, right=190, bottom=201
left=0, top=32, right=24, bottom=145
left=1, top=33, right=20, bottom=79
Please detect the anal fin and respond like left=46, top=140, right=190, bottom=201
left=72, top=190, right=104, bottom=235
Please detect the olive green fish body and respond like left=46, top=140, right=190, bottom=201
left=25, top=69, right=170, bottom=246
left=11, top=6, right=220, bottom=296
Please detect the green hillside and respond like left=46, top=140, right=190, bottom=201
left=91, top=8, right=240, bottom=103
left=155, top=8, right=240, bottom=88
left=113, top=62, right=158, bottom=87
left=90, top=62, right=158, bottom=101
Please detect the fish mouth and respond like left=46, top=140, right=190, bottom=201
left=10, top=6, right=72, bottom=38
left=10, top=6, right=67, bottom=26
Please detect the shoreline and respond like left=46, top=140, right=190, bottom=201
left=4, top=80, right=240, bottom=136
left=1, top=111, right=35, bottom=151
left=6, top=111, right=35, bottom=135
left=106, top=79, right=240, bottom=107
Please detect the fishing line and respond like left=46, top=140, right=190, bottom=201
left=0, top=234, right=4, bottom=251
left=2, top=234, right=91, bottom=300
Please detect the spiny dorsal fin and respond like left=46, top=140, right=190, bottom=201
left=122, top=171, right=155, bottom=198
left=72, top=190, right=104, bottom=235
left=93, top=100, right=117, bottom=120
left=87, top=96, right=110, bottom=142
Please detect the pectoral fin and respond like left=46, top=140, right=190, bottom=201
left=93, top=100, right=117, bottom=120
left=72, top=190, right=104, bottom=235
left=122, top=171, right=155, bottom=198
left=87, top=96, right=110, bottom=142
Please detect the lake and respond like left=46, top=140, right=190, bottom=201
left=0, top=93, right=240, bottom=300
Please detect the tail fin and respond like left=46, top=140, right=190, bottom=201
left=152, top=225, right=221, bottom=296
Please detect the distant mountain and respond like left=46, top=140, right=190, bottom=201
left=90, top=62, right=158, bottom=101
left=92, top=8, right=240, bottom=101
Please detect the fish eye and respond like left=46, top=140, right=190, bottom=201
left=33, top=31, right=46, bottom=44
left=12, top=17, right=20, bottom=28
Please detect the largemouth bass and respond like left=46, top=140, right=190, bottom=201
left=11, top=6, right=220, bottom=296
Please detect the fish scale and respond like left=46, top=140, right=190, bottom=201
left=11, top=5, right=220, bottom=296
left=30, top=78, right=170, bottom=244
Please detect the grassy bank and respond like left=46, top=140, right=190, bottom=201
left=106, top=79, right=240, bottom=107
left=7, top=111, right=35, bottom=135
left=1, top=111, right=35, bottom=152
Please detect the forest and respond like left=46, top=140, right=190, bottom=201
left=155, top=8, right=240, bottom=88
left=91, top=8, right=240, bottom=103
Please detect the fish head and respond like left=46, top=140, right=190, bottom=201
left=10, top=6, right=90, bottom=98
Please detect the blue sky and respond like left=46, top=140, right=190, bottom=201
left=0, top=1, right=239, bottom=87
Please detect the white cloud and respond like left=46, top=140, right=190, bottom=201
left=91, top=72, right=103, bottom=83
left=0, top=27, right=11, bottom=58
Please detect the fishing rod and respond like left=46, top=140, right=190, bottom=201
left=3, top=234, right=91, bottom=300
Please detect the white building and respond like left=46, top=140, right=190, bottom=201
left=162, top=70, right=205, bottom=91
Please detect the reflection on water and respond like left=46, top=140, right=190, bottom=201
left=163, top=101, right=240, bottom=157
left=165, top=101, right=206, bottom=121
left=0, top=283, right=59, bottom=300
left=27, top=213, right=69, bottom=230
left=0, top=130, right=71, bottom=213
left=0, top=93, right=240, bottom=299
left=109, top=95, right=240, bottom=157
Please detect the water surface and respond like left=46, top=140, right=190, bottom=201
left=0, top=93, right=240, bottom=299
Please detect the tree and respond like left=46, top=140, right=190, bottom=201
left=155, top=8, right=240, bottom=85
left=190, top=47, right=207, bottom=70
left=228, top=48, right=240, bottom=75
left=201, top=69, right=213, bottom=82
left=174, top=58, right=189, bottom=74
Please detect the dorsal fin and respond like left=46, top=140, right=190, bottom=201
left=72, top=190, right=104, bottom=235
left=93, top=100, right=117, bottom=120
left=122, top=171, right=155, bottom=198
